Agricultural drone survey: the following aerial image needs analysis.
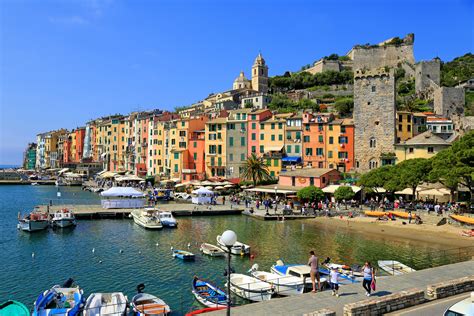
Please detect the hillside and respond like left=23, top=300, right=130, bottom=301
left=440, top=53, right=474, bottom=87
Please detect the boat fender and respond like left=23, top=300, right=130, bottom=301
left=250, top=254, right=255, bottom=260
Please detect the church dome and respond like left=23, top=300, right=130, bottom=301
left=234, top=71, right=249, bottom=83
left=233, top=71, right=251, bottom=90
left=254, top=53, right=265, bottom=66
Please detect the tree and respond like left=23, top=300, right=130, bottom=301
left=334, top=186, right=355, bottom=209
left=392, top=158, right=432, bottom=200
left=297, top=186, right=324, bottom=202
left=240, top=153, right=271, bottom=186
left=334, top=97, right=354, bottom=117
left=358, top=165, right=395, bottom=192
left=429, top=131, right=474, bottom=201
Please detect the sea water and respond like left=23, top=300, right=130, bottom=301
left=0, top=185, right=454, bottom=314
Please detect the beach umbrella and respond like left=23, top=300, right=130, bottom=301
left=224, top=184, right=234, bottom=188
left=220, top=181, right=233, bottom=186
left=201, top=181, right=214, bottom=186
left=205, top=186, right=213, bottom=190
left=214, top=186, right=225, bottom=190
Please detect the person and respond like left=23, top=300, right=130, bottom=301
left=222, top=196, right=225, bottom=205
left=408, top=211, right=412, bottom=224
left=330, top=267, right=340, bottom=297
left=307, top=250, right=320, bottom=292
left=362, top=261, right=375, bottom=296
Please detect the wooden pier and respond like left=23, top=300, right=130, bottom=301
left=37, top=203, right=244, bottom=219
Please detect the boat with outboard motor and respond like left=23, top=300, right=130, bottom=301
left=173, top=249, right=195, bottom=260
left=227, top=273, right=274, bottom=302
left=17, top=209, right=49, bottom=232
left=131, top=209, right=163, bottom=229
left=158, top=211, right=177, bottom=227
left=200, top=243, right=225, bottom=257
left=249, top=264, right=305, bottom=296
left=51, top=208, right=76, bottom=228
left=216, top=235, right=250, bottom=255
left=131, top=284, right=170, bottom=316
left=271, top=260, right=327, bottom=289
left=192, top=276, right=227, bottom=307
left=83, top=292, right=128, bottom=316
left=32, top=278, right=84, bottom=316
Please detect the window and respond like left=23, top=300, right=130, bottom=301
left=339, top=137, right=348, bottom=144
left=228, top=123, right=235, bottom=130
left=270, top=171, right=275, bottom=177
left=399, top=114, right=403, bottom=122
left=369, top=137, right=376, bottom=148
left=371, top=85, right=376, bottom=92
left=193, top=153, right=198, bottom=160
left=369, top=160, right=378, bottom=169
left=328, top=151, right=333, bottom=158
left=409, top=147, right=414, bottom=153
left=241, top=137, right=246, bottom=146
left=252, top=146, right=256, bottom=153
left=271, top=135, right=275, bottom=141
left=303, top=136, right=310, bottom=142
left=218, top=157, right=222, bottom=166
left=407, top=116, right=411, bottom=123
left=260, top=134, right=264, bottom=140
left=329, top=125, right=333, bottom=131
left=278, top=123, right=283, bottom=129
left=260, top=123, right=264, bottom=129
left=181, top=121, right=185, bottom=127
left=441, top=126, right=447, bottom=132
left=252, top=133, right=256, bottom=140
left=310, top=177, right=314, bottom=185
left=217, top=133, right=222, bottom=139
left=241, top=153, right=245, bottom=161
left=295, top=131, right=301, bottom=140
left=316, top=148, right=323, bottom=156
left=209, top=145, right=216, bottom=154
left=338, top=152, right=348, bottom=159
left=241, top=123, right=246, bottom=131
left=251, top=115, right=256, bottom=120
left=295, top=145, right=300, bottom=154
left=271, top=123, right=275, bottom=130
left=318, top=135, right=323, bottom=142
left=252, top=122, right=256, bottom=129
left=279, top=134, right=283, bottom=141
left=427, top=147, right=434, bottom=153
left=260, top=145, right=264, bottom=153
left=210, top=157, right=215, bottom=166
left=305, top=148, right=313, bottom=156
left=174, top=152, right=179, bottom=159
left=407, top=125, right=411, bottom=132
left=193, top=141, right=197, bottom=148
left=341, top=126, right=346, bottom=133
left=329, top=137, right=334, bottom=144
left=273, top=159, right=278, bottom=167
left=399, top=124, right=402, bottom=131
left=287, top=145, right=291, bottom=153
left=174, top=164, right=178, bottom=172
left=179, top=130, right=186, bottom=137
left=217, top=145, right=222, bottom=154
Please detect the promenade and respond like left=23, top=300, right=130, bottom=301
left=209, top=260, right=474, bottom=316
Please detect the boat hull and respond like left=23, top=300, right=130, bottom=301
left=173, top=250, right=195, bottom=260
left=18, top=220, right=49, bottom=232
left=251, top=271, right=304, bottom=296
left=131, top=293, right=170, bottom=316
left=228, top=274, right=273, bottom=302
left=83, top=292, right=128, bottom=316
left=192, top=278, right=227, bottom=308
left=52, top=219, right=76, bottom=228
left=378, top=260, right=416, bottom=276
left=216, top=236, right=250, bottom=255
left=131, top=211, right=163, bottom=229
left=200, top=243, right=225, bottom=257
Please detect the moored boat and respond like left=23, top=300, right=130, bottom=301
left=185, top=307, right=226, bottom=316
left=18, top=209, right=49, bottom=232
left=450, top=214, right=474, bottom=225
left=216, top=235, right=250, bottom=255
left=227, top=273, right=274, bottom=302
left=250, top=264, right=304, bottom=296
left=271, top=260, right=327, bottom=288
left=51, top=208, right=76, bottom=228
left=192, top=276, right=227, bottom=307
left=364, top=211, right=388, bottom=217
left=200, top=243, right=225, bottom=257
left=378, top=260, right=416, bottom=276
left=173, top=249, right=195, bottom=260
left=131, top=284, right=170, bottom=316
left=33, top=278, right=84, bottom=316
left=158, top=211, right=177, bottom=227
left=131, top=209, right=163, bottom=229
left=0, top=300, right=29, bottom=316
left=83, top=292, right=128, bottom=316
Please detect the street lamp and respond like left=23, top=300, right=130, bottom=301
left=221, top=230, right=237, bottom=316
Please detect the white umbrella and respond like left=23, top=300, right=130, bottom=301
left=205, top=186, right=213, bottom=190
left=214, top=186, right=225, bottom=190
left=201, top=181, right=214, bottom=186
left=221, top=181, right=233, bottom=186
left=224, top=184, right=234, bottom=188
left=174, top=183, right=187, bottom=188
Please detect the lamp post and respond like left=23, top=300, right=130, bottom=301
left=221, top=230, right=237, bottom=316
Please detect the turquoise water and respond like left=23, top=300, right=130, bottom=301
left=0, top=185, right=454, bottom=314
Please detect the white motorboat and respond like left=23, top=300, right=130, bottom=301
left=18, top=210, right=49, bottom=232
left=378, top=260, right=416, bottom=276
left=216, top=235, right=250, bottom=255
left=250, top=264, right=304, bottom=296
left=200, top=243, right=225, bottom=257
left=131, top=209, right=163, bottom=229
left=227, top=273, right=273, bottom=302
left=131, top=292, right=170, bottom=316
left=271, top=260, right=327, bottom=289
left=158, top=211, right=177, bottom=227
left=51, top=209, right=76, bottom=228
left=83, top=292, right=128, bottom=316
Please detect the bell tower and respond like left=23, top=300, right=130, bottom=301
left=251, top=53, right=269, bottom=93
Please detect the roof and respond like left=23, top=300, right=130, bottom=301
left=427, top=116, right=452, bottom=122
left=399, top=131, right=450, bottom=146
left=206, top=117, right=227, bottom=124
left=279, top=168, right=337, bottom=178
left=245, top=184, right=302, bottom=194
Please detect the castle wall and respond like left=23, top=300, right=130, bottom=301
left=353, top=70, right=396, bottom=172
left=415, top=60, right=441, bottom=93
left=306, top=59, right=341, bottom=75
left=434, top=87, right=465, bottom=129
left=351, top=44, right=414, bottom=71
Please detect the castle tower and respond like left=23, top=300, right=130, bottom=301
left=353, top=68, right=396, bottom=172
left=251, top=53, right=269, bottom=93
left=415, top=59, right=441, bottom=93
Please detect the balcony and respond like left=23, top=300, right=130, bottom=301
left=182, top=169, right=197, bottom=174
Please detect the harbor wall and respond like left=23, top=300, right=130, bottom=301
left=427, top=275, right=474, bottom=299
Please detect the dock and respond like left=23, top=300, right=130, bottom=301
left=37, top=203, right=244, bottom=219
left=242, top=209, right=316, bottom=221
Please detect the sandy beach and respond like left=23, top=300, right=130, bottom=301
left=313, top=215, right=474, bottom=248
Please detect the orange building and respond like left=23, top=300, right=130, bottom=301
left=246, top=109, right=272, bottom=156
left=185, top=129, right=206, bottom=181
left=74, top=127, right=86, bottom=162
left=302, top=113, right=333, bottom=168
left=325, top=119, right=355, bottom=172
left=278, top=168, right=341, bottom=189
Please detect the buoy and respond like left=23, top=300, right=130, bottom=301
left=119, top=249, right=124, bottom=254
left=187, top=243, right=191, bottom=248
left=155, top=243, right=159, bottom=246
left=92, top=248, right=95, bottom=253
left=170, top=246, right=174, bottom=251
left=138, top=251, right=142, bottom=255
left=32, top=252, right=35, bottom=258
left=99, top=260, right=103, bottom=264
left=250, top=254, right=255, bottom=260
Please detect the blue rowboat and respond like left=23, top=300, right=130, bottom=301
left=173, top=250, right=195, bottom=260
left=192, top=276, right=227, bottom=307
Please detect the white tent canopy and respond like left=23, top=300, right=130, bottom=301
left=322, top=184, right=361, bottom=194
left=418, top=188, right=450, bottom=196
left=101, top=187, right=145, bottom=197
left=191, top=187, right=214, bottom=204
left=115, top=175, right=143, bottom=182
left=192, top=187, right=214, bottom=195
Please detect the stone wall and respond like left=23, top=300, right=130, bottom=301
left=427, top=275, right=474, bottom=299
left=351, top=44, right=414, bottom=71
left=415, top=60, right=441, bottom=93
left=343, top=288, right=425, bottom=316
left=304, top=308, right=336, bottom=316
left=353, top=69, right=396, bottom=172
left=306, top=59, right=341, bottom=75
left=434, top=87, right=465, bottom=118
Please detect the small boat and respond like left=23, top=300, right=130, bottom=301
left=216, top=235, right=250, bottom=256
left=364, top=211, right=388, bottom=217
left=131, top=209, right=163, bottom=229
left=18, top=209, right=49, bottom=232
left=158, top=211, right=177, bottom=227
left=173, top=249, right=195, bottom=260
left=450, top=214, right=474, bottom=225
left=200, top=243, right=225, bottom=257
left=0, top=300, right=29, bottom=316
left=31, top=182, right=39, bottom=186
left=250, top=264, right=304, bottom=296
left=320, top=258, right=364, bottom=279
left=33, top=278, right=84, bottom=316
left=227, top=273, right=273, bottom=302
left=83, top=292, right=128, bottom=316
left=51, top=209, right=76, bottom=228
left=271, top=260, right=327, bottom=288
left=378, top=260, right=416, bottom=276
left=185, top=307, right=226, bottom=316
left=390, top=211, right=412, bottom=219
left=131, top=284, right=170, bottom=316
left=192, top=276, right=227, bottom=307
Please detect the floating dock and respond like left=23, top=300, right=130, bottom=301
left=37, top=203, right=244, bottom=219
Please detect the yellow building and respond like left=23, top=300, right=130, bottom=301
left=205, top=117, right=227, bottom=178
left=395, top=131, right=450, bottom=162
left=396, top=111, right=414, bottom=142
left=260, top=113, right=290, bottom=177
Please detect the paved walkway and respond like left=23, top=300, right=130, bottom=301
left=209, top=260, right=474, bottom=316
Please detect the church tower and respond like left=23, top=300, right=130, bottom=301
left=251, top=53, right=268, bottom=93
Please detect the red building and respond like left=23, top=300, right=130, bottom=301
left=302, top=113, right=333, bottom=168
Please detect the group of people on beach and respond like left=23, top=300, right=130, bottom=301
left=307, top=251, right=376, bottom=298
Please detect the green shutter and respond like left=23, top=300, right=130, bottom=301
left=287, top=145, right=291, bottom=153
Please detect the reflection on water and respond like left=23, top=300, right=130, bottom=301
left=0, top=185, right=454, bottom=315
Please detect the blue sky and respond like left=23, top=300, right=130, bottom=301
left=1, top=0, right=473, bottom=164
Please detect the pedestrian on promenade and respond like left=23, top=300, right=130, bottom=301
left=330, top=267, right=340, bottom=297
left=362, top=261, right=375, bottom=297
left=308, top=250, right=320, bottom=292
left=408, top=211, right=412, bottom=224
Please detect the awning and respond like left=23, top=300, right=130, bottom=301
left=282, top=156, right=302, bottom=163
left=395, top=188, right=420, bottom=195
left=99, top=171, right=118, bottom=179
left=266, top=146, right=284, bottom=152
left=245, top=187, right=296, bottom=194
left=418, top=188, right=450, bottom=196
left=58, top=168, right=70, bottom=175
left=322, top=185, right=361, bottom=194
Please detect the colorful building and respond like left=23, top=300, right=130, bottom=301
left=395, top=130, right=451, bottom=162
left=278, top=168, right=341, bottom=189
left=23, top=143, right=37, bottom=170
left=325, top=119, right=355, bottom=172
left=302, top=113, right=333, bottom=168
left=205, top=117, right=227, bottom=178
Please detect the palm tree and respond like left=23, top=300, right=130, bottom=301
left=240, top=153, right=271, bottom=186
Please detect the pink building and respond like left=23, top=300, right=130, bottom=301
left=278, top=168, right=340, bottom=189
left=247, top=109, right=272, bottom=157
